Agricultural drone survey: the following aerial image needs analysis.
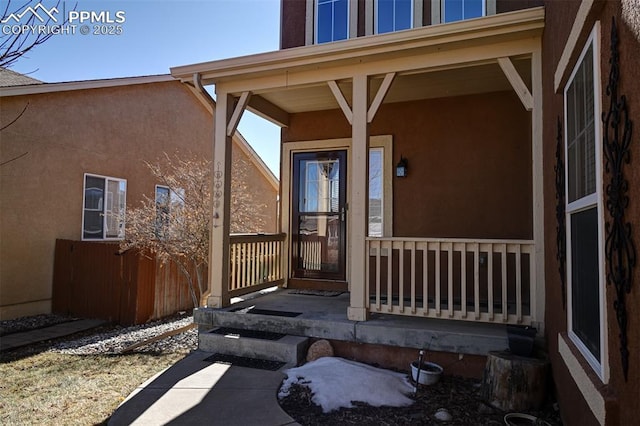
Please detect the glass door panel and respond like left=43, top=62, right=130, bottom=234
left=292, top=151, right=346, bottom=280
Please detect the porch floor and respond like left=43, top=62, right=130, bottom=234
left=195, top=288, right=511, bottom=356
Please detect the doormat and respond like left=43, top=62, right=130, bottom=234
left=209, top=327, right=286, bottom=341
left=229, top=307, right=302, bottom=317
left=288, top=289, right=345, bottom=297
left=203, top=353, right=286, bottom=371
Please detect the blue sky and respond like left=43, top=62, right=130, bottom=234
left=7, top=0, right=282, bottom=176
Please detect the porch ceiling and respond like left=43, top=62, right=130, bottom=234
left=257, top=59, right=532, bottom=114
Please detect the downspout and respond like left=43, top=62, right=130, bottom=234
left=192, top=72, right=215, bottom=109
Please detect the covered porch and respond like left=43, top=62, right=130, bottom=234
left=171, top=7, right=545, bottom=333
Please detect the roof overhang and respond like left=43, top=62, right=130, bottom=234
left=171, top=7, right=544, bottom=125
left=0, top=74, right=175, bottom=97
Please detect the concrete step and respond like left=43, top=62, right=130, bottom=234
left=199, top=326, right=309, bottom=367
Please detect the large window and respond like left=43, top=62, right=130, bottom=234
left=376, top=0, right=413, bottom=34
left=316, top=0, right=349, bottom=43
left=155, top=185, right=184, bottom=238
left=442, top=0, right=484, bottom=23
left=82, top=174, right=126, bottom=240
left=564, top=26, right=605, bottom=379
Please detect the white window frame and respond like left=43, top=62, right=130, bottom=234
left=374, top=0, right=414, bottom=34
left=155, top=184, right=185, bottom=237
left=81, top=173, right=127, bottom=241
left=432, top=0, right=495, bottom=25
left=314, top=0, right=350, bottom=44
left=563, top=22, right=608, bottom=382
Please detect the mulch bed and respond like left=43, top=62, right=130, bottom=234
left=278, top=375, right=563, bottom=425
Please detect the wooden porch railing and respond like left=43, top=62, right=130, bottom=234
left=229, top=233, right=286, bottom=298
left=366, top=237, right=536, bottom=325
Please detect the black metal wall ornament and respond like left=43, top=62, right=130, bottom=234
left=602, top=17, right=636, bottom=382
left=555, top=116, right=567, bottom=310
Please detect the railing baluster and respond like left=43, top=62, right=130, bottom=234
left=423, top=242, right=429, bottom=315
left=386, top=240, right=392, bottom=312
left=242, top=242, right=248, bottom=289
left=501, top=244, right=508, bottom=322
left=410, top=241, right=416, bottom=314
left=375, top=240, right=381, bottom=310
left=275, top=240, right=279, bottom=281
left=266, top=241, right=271, bottom=282
left=249, top=242, right=255, bottom=286
left=258, top=242, right=264, bottom=284
left=461, top=243, right=467, bottom=319
left=230, top=244, right=238, bottom=289
left=500, top=244, right=509, bottom=322
left=399, top=241, right=405, bottom=312
left=448, top=242, right=453, bottom=318
left=435, top=242, right=441, bottom=317
left=474, top=244, right=480, bottom=320
left=488, top=244, right=494, bottom=321
left=273, top=240, right=277, bottom=281
left=516, top=244, right=522, bottom=323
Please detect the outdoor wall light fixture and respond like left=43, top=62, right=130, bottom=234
left=396, top=156, right=408, bottom=177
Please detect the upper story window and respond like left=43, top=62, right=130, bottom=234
left=442, top=0, right=485, bottom=23
left=316, top=0, right=349, bottom=43
left=376, top=0, right=413, bottom=34
left=82, top=173, right=126, bottom=240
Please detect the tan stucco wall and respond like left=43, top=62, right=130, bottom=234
left=0, top=80, right=278, bottom=319
left=231, top=145, right=279, bottom=233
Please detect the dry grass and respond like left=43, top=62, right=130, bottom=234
left=0, top=350, right=187, bottom=425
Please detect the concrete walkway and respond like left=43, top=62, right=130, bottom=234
left=108, top=350, right=299, bottom=426
left=0, top=318, right=106, bottom=352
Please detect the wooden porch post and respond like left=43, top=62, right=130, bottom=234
left=206, top=92, right=234, bottom=308
left=347, top=74, right=370, bottom=321
left=531, top=47, right=545, bottom=332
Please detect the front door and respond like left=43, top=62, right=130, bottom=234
left=292, top=150, right=347, bottom=280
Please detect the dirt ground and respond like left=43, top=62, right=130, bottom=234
left=278, top=374, right=563, bottom=425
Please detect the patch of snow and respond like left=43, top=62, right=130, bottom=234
left=278, top=357, right=415, bottom=413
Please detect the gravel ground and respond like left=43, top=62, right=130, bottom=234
left=50, top=316, right=197, bottom=355
left=0, top=313, right=71, bottom=336
left=1, top=312, right=197, bottom=358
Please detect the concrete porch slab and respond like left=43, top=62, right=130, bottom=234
left=195, top=289, right=510, bottom=356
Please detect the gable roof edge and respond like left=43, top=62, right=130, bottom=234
left=0, top=74, right=175, bottom=97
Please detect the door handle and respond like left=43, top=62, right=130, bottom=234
left=341, top=207, right=346, bottom=222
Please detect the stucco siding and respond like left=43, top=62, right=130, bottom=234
left=542, top=1, right=640, bottom=424
left=231, top=146, right=279, bottom=233
left=283, top=91, right=532, bottom=241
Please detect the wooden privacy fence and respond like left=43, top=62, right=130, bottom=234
left=229, top=233, right=286, bottom=298
left=52, top=239, right=197, bottom=325
left=367, top=237, right=536, bottom=325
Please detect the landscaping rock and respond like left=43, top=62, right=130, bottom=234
left=306, top=339, right=334, bottom=362
left=434, top=408, right=453, bottom=422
